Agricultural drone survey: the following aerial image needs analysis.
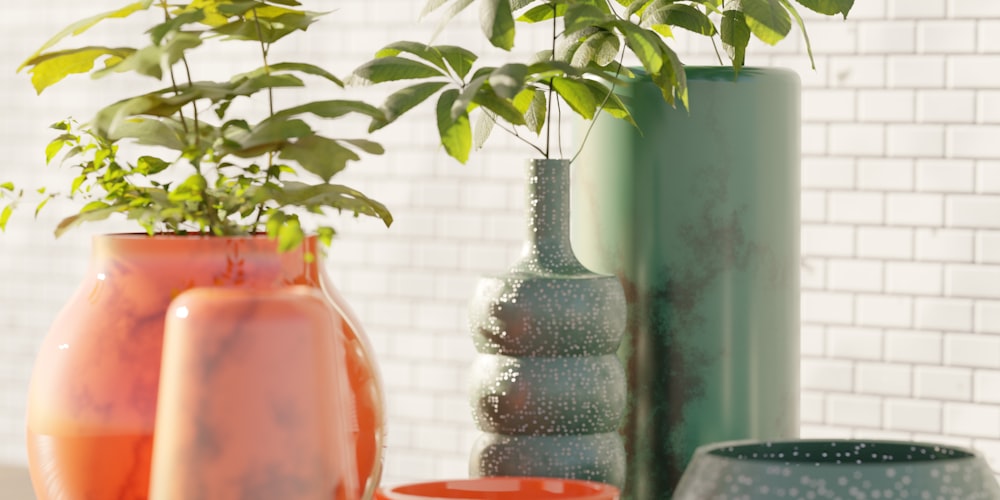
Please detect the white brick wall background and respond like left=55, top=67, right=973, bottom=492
left=3, top=0, right=1000, bottom=489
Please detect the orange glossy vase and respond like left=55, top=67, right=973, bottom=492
left=25, top=234, right=384, bottom=499
left=150, top=287, right=359, bottom=499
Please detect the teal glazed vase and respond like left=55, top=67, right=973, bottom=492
left=571, top=67, right=801, bottom=498
left=469, top=159, right=627, bottom=487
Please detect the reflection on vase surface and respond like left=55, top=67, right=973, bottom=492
left=674, top=440, right=1000, bottom=499
left=26, top=234, right=384, bottom=500
left=149, top=288, right=358, bottom=500
left=27, top=433, right=151, bottom=499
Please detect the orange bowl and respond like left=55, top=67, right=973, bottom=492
left=376, top=477, right=619, bottom=500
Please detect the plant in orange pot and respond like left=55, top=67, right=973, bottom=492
left=8, top=1, right=392, bottom=498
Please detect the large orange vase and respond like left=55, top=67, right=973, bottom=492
left=25, top=234, right=384, bottom=499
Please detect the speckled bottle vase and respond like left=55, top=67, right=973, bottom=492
left=572, top=67, right=801, bottom=498
left=468, top=158, right=627, bottom=487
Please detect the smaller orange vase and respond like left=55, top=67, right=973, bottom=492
left=149, top=287, right=359, bottom=499
left=375, top=477, right=619, bottom=500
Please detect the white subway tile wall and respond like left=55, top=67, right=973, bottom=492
left=3, top=0, right=1000, bottom=487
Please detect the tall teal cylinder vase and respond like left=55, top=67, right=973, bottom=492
left=469, top=159, right=627, bottom=487
left=571, top=67, right=801, bottom=498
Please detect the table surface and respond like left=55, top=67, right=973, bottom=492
left=0, top=465, right=34, bottom=499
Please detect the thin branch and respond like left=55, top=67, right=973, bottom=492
left=251, top=8, right=275, bottom=232
left=571, top=48, right=626, bottom=164
left=707, top=5, right=724, bottom=65
left=556, top=91, right=563, bottom=159
left=486, top=111, right=547, bottom=157
left=545, top=2, right=557, bottom=159
left=251, top=8, right=275, bottom=117
left=158, top=1, right=188, bottom=137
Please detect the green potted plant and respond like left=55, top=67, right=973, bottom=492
left=352, top=0, right=853, bottom=497
left=11, top=1, right=391, bottom=498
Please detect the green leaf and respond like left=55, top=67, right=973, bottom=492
left=437, top=45, right=477, bottom=79
left=617, top=22, right=664, bottom=74
left=109, top=118, right=187, bottom=150
left=95, top=32, right=203, bottom=80
left=721, top=9, right=751, bottom=71
left=55, top=201, right=127, bottom=237
left=552, top=77, right=598, bottom=120
left=342, top=139, right=385, bottom=155
left=0, top=205, right=12, bottom=231
left=317, top=226, right=336, bottom=247
left=583, top=80, right=636, bottom=126
left=436, top=89, right=472, bottom=164
left=489, top=63, right=529, bottom=99
left=430, top=0, right=475, bottom=40
left=742, top=0, right=792, bottom=45
left=641, top=3, right=717, bottom=36
left=421, top=0, right=452, bottom=18
left=780, top=0, right=816, bottom=69
left=481, top=0, right=516, bottom=50
left=71, top=175, right=86, bottom=195
left=148, top=9, right=206, bottom=45
left=524, top=88, right=547, bottom=135
left=518, top=3, right=566, bottom=22
left=280, top=135, right=359, bottom=181
left=473, top=109, right=495, bottom=150
left=564, top=4, right=612, bottom=33
left=22, top=46, right=136, bottom=94
left=212, top=12, right=319, bottom=43
left=228, top=118, right=313, bottom=157
left=136, top=156, right=171, bottom=174
left=234, top=62, right=344, bottom=87
left=627, top=0, right=656, bottom=17
left=472, top=86, right=526, bottom=126
left=0, top=182, right=14, bottom=192
left=376, top=41, right=448, bottom=72
left=168, top=174, right=208, bottom=202
left=572, top=30, right=621, bottom=67
left=277, top=216, right=304, bottom=252
left=794, top=0, right=853, bottom=18
left=232, top=73, right=304, bottom=95
left=352, top=56, right=445, bottom=83
left=45, top=139, right=66, bottom=164
left=270, top=100, right=385, bottom=123
left=20, top=0, right=152, bottom=70
left=262, top=182, right=393, bottom=226
left=35, top=196, right=52, bottom=218
left=369, top=81, right=448, bottom=132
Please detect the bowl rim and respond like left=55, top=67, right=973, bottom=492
left=376, top=476, right=620, bottom=500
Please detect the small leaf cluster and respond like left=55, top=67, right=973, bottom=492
left=8, top=0, right=392, bottom=249
left=352, top=0, right=853, bottom=164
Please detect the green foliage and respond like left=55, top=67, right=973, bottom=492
left=13, top=0, right=392, bottom=247
left=357, top=0, right=853, bottom=164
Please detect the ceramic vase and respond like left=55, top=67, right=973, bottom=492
left=572, top=66, right=801, bottom=498
left=25, top=234, right=384, bottom=499
left=674, top=440, right=1000, bottom=499
left=468, top=159, right=627, bottom=486
left=149, top=287, right=359, bottom=499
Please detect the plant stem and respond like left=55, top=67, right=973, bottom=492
left=545, top=1, right=557, bottom=159
left=486, top=111, right=546, bottom=157
left=251, top=8, right=275, bottom=232
left=571, top=47, right=626, bottom=164
left=159, top=1, right=189, bottom=138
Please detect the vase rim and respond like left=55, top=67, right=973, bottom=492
left=693, top=438, right=983, bottom=463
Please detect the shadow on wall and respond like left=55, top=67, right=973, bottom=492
left=0, top=465, right=33, bottom=499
